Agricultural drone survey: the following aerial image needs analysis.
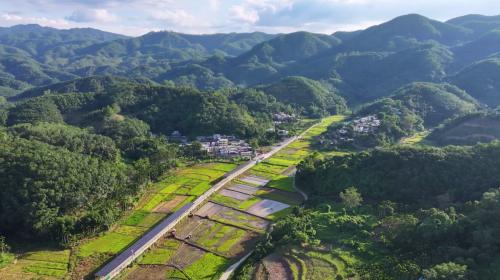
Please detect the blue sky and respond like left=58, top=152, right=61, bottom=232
left=0, top=0, right=499, bottom=36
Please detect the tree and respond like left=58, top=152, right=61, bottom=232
left=422, top=262, right=467, bottom=280
left=340, top=187, right=363, bottom=209
left=0, top=236, right=9, bottom=254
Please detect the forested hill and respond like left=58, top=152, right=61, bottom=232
left=2, top=13, right=500, bottom=107
left=289, top=142, right=500, bottom=279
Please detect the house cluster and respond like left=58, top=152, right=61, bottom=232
left=326, top=115, right=382, bottom=146
left=272, top=112, right=296, bottom=124
left=170, top=131, right=188, bottom=143
left=351, top=115, right=381, bottom=134
left=196, top=134, right=254, bottom=159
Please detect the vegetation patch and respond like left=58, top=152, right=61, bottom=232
left=78, top=226, right=145, bottom=257
left=182, top=252, right=228, bottom=280
left=139, top=239, right=182, bottom=265
left=266, top=176, right=295, bottom=192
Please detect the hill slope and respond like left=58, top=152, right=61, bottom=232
left=449, top=59, right=500, bottom=107
left=339, top=14, right=471, bottom=52
left=429, top=113, right=500, bottom=146
left=261, top=76, right=347, bottom=117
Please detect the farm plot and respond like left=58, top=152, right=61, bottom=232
left=246, top=199, right=290, bottom=218
left=257, top=188, right=304, bottom=205
left=139, top=239, right=182, bottom=265
left=196, top=202, right=225, bottom=218
left=166, top=252, right=229, bottom=280
left=262, top=253, right=294, bottom=280
left=211, top=193, right=262, bottom=210
left=228, top=183, right=259, bottom=195
left=167, top=243, right=206, bottom=268
left=240, top=175, right=270, bottom=186
left=174, top=217, right=252, bottom=256
left=266, top=157, right=297, bottom=167
left=251, top=163, right=287, bottom=176
left=266, top=175, right=295, bottom=192
left=197, top=202, right=269, bottom=232
left=256, top=248, right=347, bottom=280
left=124, top=265, right=172, bottom=280
left=153, top=195, right=189, bottom=213
left=0, top=250, right=71, bottom=280
left=78, top=225, right=146, bottom=257
left=195, top=222, right=254, bottom=256
left=219, top=189, right=252, bottom=201
left=212, top=207, right=270, bottom=232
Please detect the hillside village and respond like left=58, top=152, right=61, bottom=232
left=170, top=131, right=255, bottom=159
left=324, top=115, right=382, bottom=147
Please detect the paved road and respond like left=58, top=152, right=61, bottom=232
left=95, top=136, right=298, bottom=280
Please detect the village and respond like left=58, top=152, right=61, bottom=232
left=325, top=114, right=382, bottom=147
left=170, top=131, right=255, bottom=159
left=169, top=112, right=295, bottom=159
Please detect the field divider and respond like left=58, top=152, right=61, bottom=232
left=171, top=237, right=227, bottom=258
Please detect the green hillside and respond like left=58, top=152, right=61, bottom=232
left=429, top=113, right=500, bottom=146
left=392, top=82, right=479, bottom=126
left=339, top=14, right=472, bottom=52
left=261, top=76, right=347, bottom=117
left=447, top=14, right=500, bottom=37
left=449, top=59, right=500, bottom=107
left=452, top=30, right=500, bottom=69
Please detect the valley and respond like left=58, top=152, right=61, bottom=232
left=1, top=7, right=500, bottom=280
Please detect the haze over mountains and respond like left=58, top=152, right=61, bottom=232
left=1, top=13, right=500, bottom=108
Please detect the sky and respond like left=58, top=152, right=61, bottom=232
left=0, top=0, right=499, bottom=36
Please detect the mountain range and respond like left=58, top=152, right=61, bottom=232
left=1, top=13, right=500, bottom=108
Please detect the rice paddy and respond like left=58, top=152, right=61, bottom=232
left=70, top=161, right=238, bottom=275
left=254, top=247, right=352, bottom=280
left=0, top=250, right=71, bottom=280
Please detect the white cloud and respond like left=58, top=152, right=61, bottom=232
left=230, top=5, right=259, bottom=24
left=67, top=8, right=117, bottom=23
left=0, top=12, right=72, bottom=28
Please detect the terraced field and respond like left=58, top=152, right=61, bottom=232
left=254, top=248, right=353, bottom=280
left=0, top=250, right=71, bottom=280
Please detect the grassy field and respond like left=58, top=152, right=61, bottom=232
left=0, top=249, right=71, bottom=279
left=182, top=252, right=229, bottom=280
left=400, top=131, right=430, bottom=145
left=139, top=239, right=182, bottom=265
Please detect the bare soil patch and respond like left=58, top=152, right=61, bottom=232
left=168, top=243, right=205, bottom=268
left=219, top=189, right=252, bottom=201
left=152, top=195, right=187, bottom=213
left=262, top=253, right=293, bottom=280
left=246, top=199, right=290, bottom=218
left=195, top=202, right=224, bottom=218
left=241, top=176, right=269, bottom=187
left=124, top=265, right=169, bottom=280
left=228, top=184, right=258, bottom=195
left=173, top=216, right=204, bottom=239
